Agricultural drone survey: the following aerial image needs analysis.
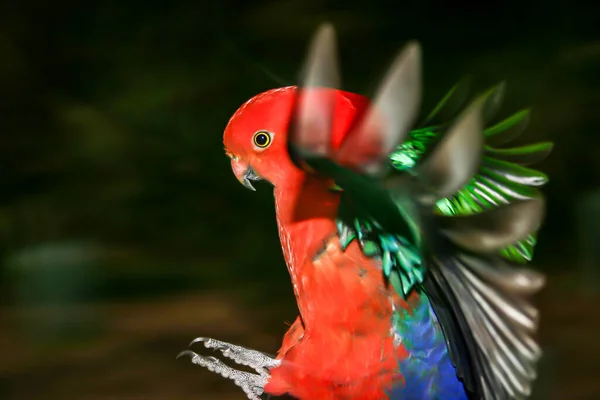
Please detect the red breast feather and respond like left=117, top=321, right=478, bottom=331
left=265, top=235, right=413, bottom=400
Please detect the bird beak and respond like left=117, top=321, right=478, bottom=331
left=231, top=159, right=262, bottom=191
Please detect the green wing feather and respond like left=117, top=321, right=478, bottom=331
left=389, top=83, right=552, bottom=264
left=334, top=81, right=551, bottom=297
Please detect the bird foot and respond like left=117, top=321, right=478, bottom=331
left=178, top=337, right=280, bottom=400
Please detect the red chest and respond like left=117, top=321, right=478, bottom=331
left=265, top=238, right=409, bottom=399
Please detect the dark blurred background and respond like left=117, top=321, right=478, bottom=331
left=0, top=0, right=599, bottom=399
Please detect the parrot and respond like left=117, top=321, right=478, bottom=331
left=178, top=23, right=552, bottom=400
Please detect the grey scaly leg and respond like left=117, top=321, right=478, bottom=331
left=178, top=337, right=281, bottom=400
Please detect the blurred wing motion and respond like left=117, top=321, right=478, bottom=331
left=394, top=81, right=551, bottom=264
left=287, top=23, right=551, bottom=400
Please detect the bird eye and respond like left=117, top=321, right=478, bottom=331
left=253, top=131, right=272, bottom=148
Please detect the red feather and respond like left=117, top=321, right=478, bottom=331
left=267, top=171, right=412, bottom=399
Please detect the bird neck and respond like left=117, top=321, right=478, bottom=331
left=273, top=172, right=341, bottom=310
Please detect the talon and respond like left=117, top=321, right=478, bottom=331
left=186, top=336, right=281, bottom=374
left=176, top=350, right=195, bottom=360
left=178, top=343, right=269, bottom=400
left=189, top=336, right=208, bottom=347
left=190, top=336, right=229, bottom=351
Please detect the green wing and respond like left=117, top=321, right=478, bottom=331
left=389, top=81, right=552, bottom=264
left=334, top=81, right=552, bottom=297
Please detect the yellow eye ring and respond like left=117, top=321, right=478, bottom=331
left=253, top=131, right=272, bottom=148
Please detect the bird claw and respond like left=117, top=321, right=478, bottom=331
left=189, top=337, right=280, bottom=376
left=178, top=337, right=281, bottom=400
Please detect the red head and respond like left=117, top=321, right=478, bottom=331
left=223, top=86, right=370, bottom=191
left=223, top=86, right=301, bottom=191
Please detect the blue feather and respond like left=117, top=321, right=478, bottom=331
left=388, top=292, right=468, bottom=400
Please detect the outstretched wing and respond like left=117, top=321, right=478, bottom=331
left=391, top=83, right=552, bottom=264
left=286, top=23, right=551, bottom=400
